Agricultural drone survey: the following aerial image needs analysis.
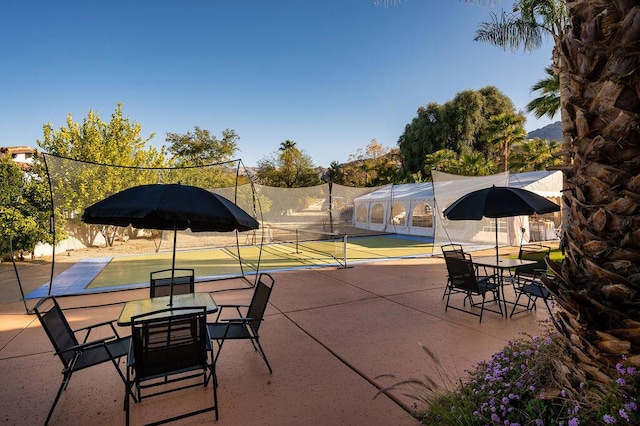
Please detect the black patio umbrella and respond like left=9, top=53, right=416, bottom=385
left=82, top=183, right=259, bottom=305
left=443, top=186, right=560, bottom=262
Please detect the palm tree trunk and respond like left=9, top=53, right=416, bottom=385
left=546, top=0, right=640, bottom=393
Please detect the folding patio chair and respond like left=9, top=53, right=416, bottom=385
left=34, top=296, right=130, bottom=425
left=441, top=244, right=467, bottom=299
left=149, top=268, right=195, bottom=297
left=443, top=254, right=502, bottom=322
left=126, top=306, right=218, bottom=425
left=510, top=244, right=554, bottom=318
left=207, top=273, right=275, bottom=373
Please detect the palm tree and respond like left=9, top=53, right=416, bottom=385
left=474, top=0, right=570, bottom=158
left=526, top=65, right=560, bottom=119
left=543, top=0, right=640, bottom=392
left=509, top=137, right=561, bottom=172
left=480, top=113, right=527, bottom=172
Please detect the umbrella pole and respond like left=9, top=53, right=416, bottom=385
left=495, top=217, right=499, bottom=264
left=169, top=222, right=177, bottom=306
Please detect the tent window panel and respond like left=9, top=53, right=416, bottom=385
left=388, top=203, right=406, bottom=226
left=370, top=204, right=384, bottom=224
left=412, top=203, right=433, bottom=228
left=356, top=205, right=368, bottom=223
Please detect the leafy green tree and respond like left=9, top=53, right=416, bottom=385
left=423, top=149, right=458, bottom=176
left=0, top=154, right=52, bottom=259
left=165, top=127, right=241, bottom=187
left=256, top=140, right=320, bottom=188
left=398, top=86, right=515, bottom=174
left=526, top=65, right=560, bottom=120
left=454, top=151, right=498, bottom=176
left=509, top=137, right=561, bottom=172
left=37, top=103, right=164, bottom=247
left=480, top=112, right=527, bottom=172
left=424, top=149, right=497, bottom=178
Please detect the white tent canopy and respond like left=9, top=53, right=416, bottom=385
left=353, top=170, right=562, bottom=244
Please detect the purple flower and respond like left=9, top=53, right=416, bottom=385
left=568, top=418, right=579, bottom=426
left=624, top=401, right=637, bottom=412
left=603, top=414, right=617, bottom=424
left=627, top=366, right=637, bottom=375
left=616, top=363, right=626, bottom=375
left=616, top=377, right=626, bottom=386
left=535, top=419, right=543, bottom=426
left=619, top=409, right=629, bottom=422
left=491, top=413, right=500, bottom=422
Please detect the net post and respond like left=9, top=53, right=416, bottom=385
left=295, top=228, right=300, bottom=254
left=342, top=234, right=347, bottom=269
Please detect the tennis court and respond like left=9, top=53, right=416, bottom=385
left=26, top=234, right=436, bottom=298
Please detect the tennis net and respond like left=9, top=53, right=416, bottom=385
left=269, top=226, right=348, bottom=268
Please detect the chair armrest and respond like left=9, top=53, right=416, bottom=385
left=74, top=319, right=121, bottom=343
left=213, top=316, right=262, bottom=324
left=214, top=304, right=250, bottom=321
left=56, top=336, right=114, bottom=356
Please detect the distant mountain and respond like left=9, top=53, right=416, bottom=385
left=528, top=121, right=561, bottom=141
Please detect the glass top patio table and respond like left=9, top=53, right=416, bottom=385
left=117, top=292, right=218, bottom=326
left=472, top=256, right=537, bottom=317
left=472, top=256, right=536, bottom=270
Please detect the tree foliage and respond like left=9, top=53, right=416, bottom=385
left=509, top=137, right=561, bottom=172
left=480, top=112, right=527, bottom=172
left=165, top=127, right=242, bottom=188
left=37, top=103, right=164, bottom=247
left=398, top=86, right=515, bottom=174
left=526, top=65, right=560, bottom=120
left=256, top=140, right=320, bottom=188
left=0, top=154, right=52, bottom=258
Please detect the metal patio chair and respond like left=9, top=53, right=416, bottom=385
left=126, top=306, right=218, bottom=425
left=441, top=244, right=467, bottom=299
left=443, top=254, right=502, bottom=322
left=510, top=244, right=554, bottom=318
left=34, top=296, right=130, bottom=425
left=207, top=273, right=275, bottom=373
left=149, top=268, right=195, bottom=297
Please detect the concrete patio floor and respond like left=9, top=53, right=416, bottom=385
left=0, top=255, right=551, bottom=425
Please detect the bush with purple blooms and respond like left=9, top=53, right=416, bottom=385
left=413, top=327, right=639, bottom=425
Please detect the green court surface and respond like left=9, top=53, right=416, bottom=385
left=83, top=234, right=434, bottom=290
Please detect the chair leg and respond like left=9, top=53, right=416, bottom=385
left=210, top=362, right=219, bottom=421
left=45, top=376, right=69, bottom=426
left=253, top=338, right=273, bottom=373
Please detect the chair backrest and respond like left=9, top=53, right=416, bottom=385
left=441, top=243, right=466, bottom=259
left=246, top=273, right=275, bottom=334
left=517, top=245, right=550, bottom=279
left=130, top=306, right=208, bottom=380
left=150, top=268, right=195, bottom=298
left=34, top=296, right=79, bottom=368
left=444, top=255, right=479, bottom=292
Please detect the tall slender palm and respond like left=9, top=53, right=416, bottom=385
left=526, top=65, right=560, bottom=119
left=480, top=112, right=527, bottom=172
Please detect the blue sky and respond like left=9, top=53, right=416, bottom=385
left=2, top=0, right=556, bottom=167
